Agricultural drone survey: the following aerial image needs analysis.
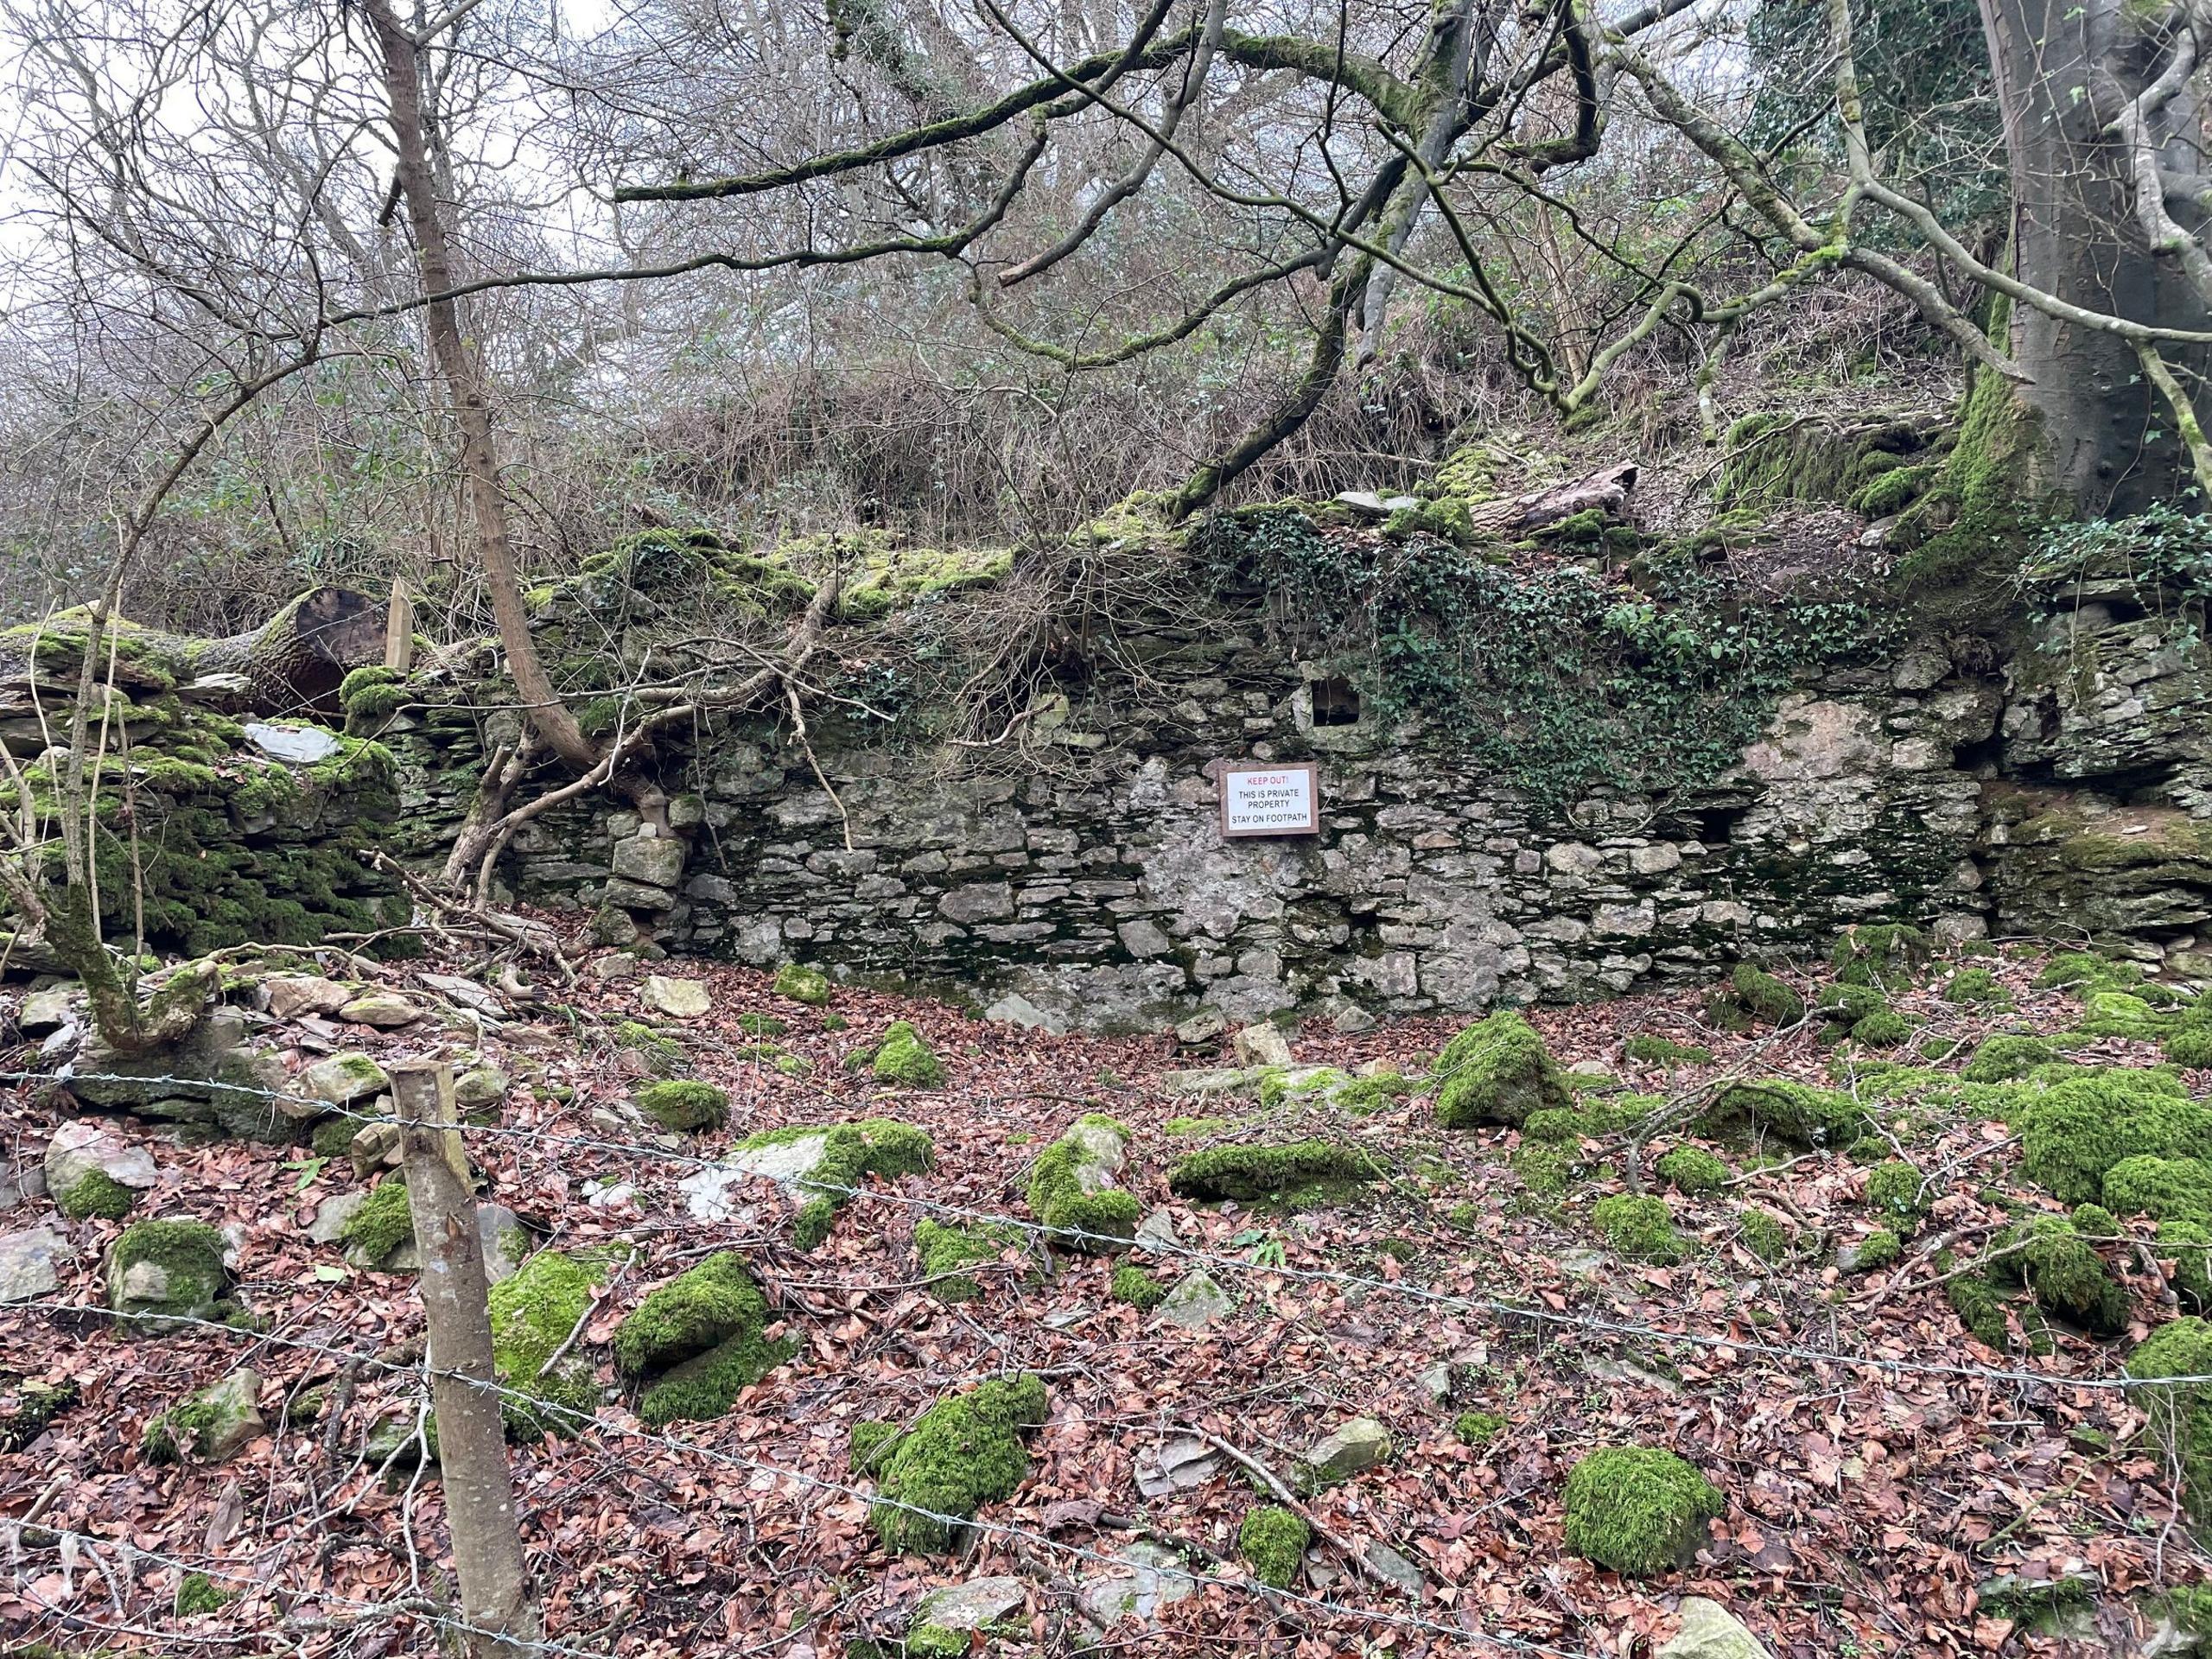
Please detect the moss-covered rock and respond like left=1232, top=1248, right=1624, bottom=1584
left=1655, top=1147, right=1730, bottom=1197
left=1453, top=1409, right=1506, bottom=1446
left=2019, top=1075, right=2212, bottom=1205
left=1994, top=1215, right=2126, bottom=1334
left=1433, top=1010, right=1570, bottom=1128
left=1027, top=1116, right=1140, bottom=1250
left=864, top=1375, right=1048, bottom=1554
left=1863, top=1161, right=1929, bottom=1224
left=1850, top=1009, right=1912, bottom=1048
left=340, top=1177, right=415, bottom=1266
left=872, top=1020, right=946, bottom=1088
left=764, top=1119, right=935, bottom=1249
left=175, top=1572, right=234, bottom=1617
left=614, top=1253, right=768, bottom=1376
left=772, top=962, right=833, bottom=1005
left=2104, top=1154, right=2212, bottom=1225
left=635, top=1079, right=729, bottom=1133
left=1591, top=1195, right=1685, bottom=1264
left=1738, top=1208, right=1791, bottom=1262
left=1237, top=1504, right=1309, bottom=1589
left=1560, top=1446, right=1724, bottom=1576
left=1963, top=1033, right=2056, bottom=1082
left=2163, top=1218, right=2212, bottom=1312
left=55, top=1168, right=137, bottom=1221
left=1840, top=1228, right=1901, bottom=1273
left=913, top=1220, right=1023, bottom=1301
left=142, top=1366, right=262, bottom=1464
left=2077, top=990, right=2170, bottom=1040
left=1109, top=1264, right=1170, bottom=1309
left=613, top=1020, right=688, bottom=1078
left=1831, top=924, right=1928, bottom=990
left=2170, top=1026, right=2212, bottom=1069
left=1624, top=1034, right=1713, bottom=1066
left=1694, top=1079, right=1866, bottom=1148
left=105, top=1218, right=231, bottom=1330
left=1166, top=1138, right=1379, bottom=1203
left=1704, top=963, right=1804, bottom=1032
left=487, top=1249, right=607, bottom=1438
left=2126, top=1317, right=2212, bottom=1522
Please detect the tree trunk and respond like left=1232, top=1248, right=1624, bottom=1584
left=364, top=2, right=600, bottom=773
left=1979, top=0, right=2212, bottom=512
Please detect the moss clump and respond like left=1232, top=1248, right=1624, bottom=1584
left=1694, top=1079, right=1866, bottom=1148
left=2126, top=1317, right=2212, bottom=1522
left=2036, top=950, right=2147, bottom=994
left=914, top=1220, right=1022, bottom=1301
left=1110, top=1264, right=1170, bottom=1309
left=866, top=1375, right=1048, bottom=1554
left=614, top=1020, right=688, bottom=1078
left=1864, top=1161, right=1929, bottom=1224
left=2104, top=1155, right=2212, bottom=1226
left=1995, top=1216, right=2126, bottom=1334
left=340, top=1177, right=414, bottom=1264
left=1624, top=1034, right=1713, bottom=1066
left=2163, top=1219, right=2212, bottom=1312
left=1949, top=1266, right=2014, bottom=1350
left=1703, top=963, right=1805, bottom=1033
left=1511, top=1140, right=1581, bottom=1196
left=1964, top=1034, right=2056, bottom=1082
left=754, top=1119, right=935, bottom=1249
left=1237, top=1504, right=1310, bottom=1589
left=2018, top=1076, right=2212, bottom=1205
left=175, top=1571, right=233, bottom=1617
left=872, top=1020, right=946, bottom=1088
left=635, top=1079, right=729, bottom=1133
left=0, top=1378, right=78, bottom=1451
left=736, top=1012, right=788, bottom=1037
left=106, top=1217, right=230, bottom=1327
left=1738, top=1209, right=1791, bottom=1262
left=1655, top=1147, right=1731, bottom=1197
left=2168, top=1027, right=2212, bottom=1069
left=613, top=1253, right=768, bottom=1376
left=1433, top=1010, right=1571, bottom=1128
left=487, top=1249, right=606, bottom=1438
left=1945, top=967, right=2006, bottom=1004
left=1850, top=1009, right=1912, bottom=1048
left=1591, top=1195, right=1686, bottom=1264
left=2077, top=990, right=2169, bottom=1040
left=1832, top=924, right=1929, bottom=990
left=639, top=1321, right=798, bottom=1427
left=1560, top=1446, right=1724, bottom=1576
left=1523, top=1107, right=1592, bottom=1144
left=1167, top=1138, right=1379, bottom=1203
left=1453, top=1410, right=1505, bottom=1446
left=1845, top=1229, right=1902, bottom=1271
left=772, top=962, right=833, bottom=1005
left=56, top=1168, right=137, bottom=1221
left=1026, top=1116, right=1140, bottom=1250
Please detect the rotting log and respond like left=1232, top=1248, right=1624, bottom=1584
left=188, top=587, right=387, bottom=715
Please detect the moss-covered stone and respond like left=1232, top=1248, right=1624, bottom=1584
left=1704, top=963, right=1805, bottom=1032
left=1624, top=1033, right=1713, bottom=1066
left=2019, top=1076, right=2212, bottom=1205
left=1994, top=1215, right=2126, bottom=1334
left=1237, top=1504, right=1310, bottom=1589
left=1433, top=1010, right=1570, bottom=1128
left=1655, top=1147, right=1731, bottom=1197
left=1453, top=1409, right=1505, bottom=1446
left=340, top=1177, right=414, bottom=1265
left=1949, top=1263, right=2014, bottom=1350
left=872, top=1020, right=946, bottom=1088
left=487, top=1249, right=607, bottom=1438
left=2126, top=1317, right=2212, bottom=1522
left=1863, top=1161, right=1929, bottom=1224
left=635, top=1078, right=729, bottom=1133
left=1694, top=1079, right=1866, bottom=1148
left=614, top=1020, right=688, bottom=1078
left=1560, top=1446, right=1723, bottom=1576
left=913, top=1220, right=1022, bottom=1301
left=56, top=1168, right=137, bottom=1220
left=2077, top=990, right=2169, bottom=1040
left=1591, top=1195, right=1685, bottom=1264
left=1945, top=967, right=2006, bottom=1005
left=1963, top=1033, right=2056, bottom=1082
left=1842, top=1228, right=1902, bottom=1272
left=1026, top=1115, right=1141, bottom=1250
left=1831, top=924, right=1928, bottom=990
left=2105, top=1154, right=2212, bottom=1226
left=772, top=962, right=833, bottom=1005
left=1166, top=1138, right=1380, bottom=1203
left=613, top=1253, right=766, bottom=1376
left=1110, top=1264, right=1170, bottom=1309
left=175, top=1572, right=233, bottom=1617
left=755, top=1119, right=935, bottom=1249
left=105, top=1217, right=230, bottom=1330
left=865, top=1375, right=1048, bottom=1554
left=2164, top=1218, right=2212, bottom=1312
left=1850, top=1009, right=1912, bottom=1048
left=2170, top=1026, right=2212, bottom=1069
left=1738, top=1208, right=1791, bottom=1262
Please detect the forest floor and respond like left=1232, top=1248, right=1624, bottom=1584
left=0, top=938, right=2206, bottom=1659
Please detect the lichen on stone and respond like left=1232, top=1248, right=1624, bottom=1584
left=1237, top=1504, right=1310, bottom=1588
left=1433, top=1009, right=1570, bottom=1128
left=634, top=1078, right=729, bottom=1133
left=1560, top=1446, right=1723, bottom=1576
left=863, top=1374, right=1048, bottom=1554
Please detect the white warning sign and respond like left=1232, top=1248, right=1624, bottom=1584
left=1218, top=764, right=1320, bottom=838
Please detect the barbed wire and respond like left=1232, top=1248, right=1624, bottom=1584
left=6, top=1065, right=2200, bottom=1394
left=8, top=1298, right=1606, bottom=1659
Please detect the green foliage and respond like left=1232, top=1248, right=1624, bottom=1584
left=1863, top=1161, right=1929, bottom=1223
left=56, top=1169, right=136, bottom=1221
left=1624, top=1033, right=1713, bottom=1066
left=873, top=1020, right=946, bottom=1088
left=1167, top=1138, right=1379, bottom=1202
left=2126, top=1318, right=2212, bottom=1522
left=635, top=1079, right=729, bottom=1133
left=1963, top=1034, right=2056, bottom=1082
left=340, top=1178, right=414, bottom=1263
left=1109, top=1264, right=1170, bottom=1309
left=1832, top=924, right=1928, bottom=990
left=2026, top=505, right=2212, bottom=649
left=1695, top=1079, right=1866, bottom=1147
left=1656, top=1147, right=1731, bottom=1196
left=1560, top=1446, right=1724, bottom=1576
left=1705, top=963, right=1806, bottom=1032
left=866, top=1375, right=1048, bottom=1554
left=1237, top=1504, right=1311, bottom=1588
left=1591, top=1195, right=1686, bottom=1264
left=1454, top=1409, right=1506, bottom=1446
left=1433, top=1010, right=1571, bottom=1128
left=1193, top=509, right=1895, bottom=805
left=913, top=1220, right=1022, bottom=1301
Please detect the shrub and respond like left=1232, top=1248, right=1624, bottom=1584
left=1591, top=1195, right=1685, bottom=1263
left=1863, top=1161, right=1929, bottom=1223
left=1168, top=1139, right=1379, bottom=1202
left=866, top=1375, right=1048, bottom=1554
left=1433, top=1010, right=1571, bottom=1128
left=2126, top=1318, right=2212, bottom=1522
left=1831, top=924, right=1928, bottom=990
left=1624, top=1034, right=1713, bottom=1066
left=1963, top=1034, right=2055, bottom=1083
left=1560, top=1446, right=1723, bottom=1575
left=1655, top=1147, right=1730, bottom=1196
left=872, top=1020, right=946, bottom=1088
left=635, top=1079, right=729, bottom=1133
left=1237, top=1504, right=1310, bottom=1588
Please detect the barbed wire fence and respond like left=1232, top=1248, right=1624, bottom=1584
left=3, top=1055, right=2209, bottom=1656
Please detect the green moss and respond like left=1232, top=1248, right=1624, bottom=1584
left=1829, top=924, right=1928, bottom=991
left=639, top=1324, right=798, bottom=1427
left=905, top=1626, right=969, bottom=1659
left=310, top=1115, right=359, bottom=1160
left=1026, top=1117, right=1140, bottom=1250
left=1846, top=1228, right=1902, bottom=1272
left=1850, top=460, right=1937, bottom=517
left=850, top=1420, right=899, bottom=1472
left=1453, top=1410, right=1506, bottom=1446
left=1996, top=1215, right=2126, bottom=1334
left=772, top=962, right=833, bottom=1005
left=107, top=1218, right=229, bottom=1325
left=635, top=1079, right=729, bottom=1132
left=2105, top=1156, right=2212, bottom=1226
left=1944, top=967, right=2006, bottom=1005
left=1591, top=1195, right=1686, bottom=1264
left=2037, top=950, right=2148, bottom=994
left=747, top=1119, right=935, bottom=1250
left=1560, top=1446, right=1724, bottom=1576
left=613, top=1253, right=766, bottom=1376
left=1655, top=1147, right=1731, bottom=1196
left=866, top=1375, right=1048, bottom=1554
left=2169, top=1027, right=2212, bottom=1069
left=1738, top=1209, right=1790, bottom=1262
left=1237, top=1504, right=1310, bottom=1589
left=736, top=1012, right=789, bottom=1037
left=913, top=1220, right=1022, bottom=1301
left=340, top=1177, right=414, bottom=1264
left=57, top=1168, right=137, bottom=1221
left=175, top=1571, right=233, bottom=1617
left=1433, top=1010, right=1571, bottom=1128
left=1948, top=1261, right=2014, bottom=1349
left=2019, top=1077, right=2212, bottom=1205
left=1522, top=1108, right=1591, bottom=1144
left=614, top=1020, right=688, bottom=1078
left=1703, top=963, right=1805, bottom=1033
left=1511, top=1140, right=1580, bottom=1196
left=1864, top=1161, right=1929, bottom=1224
left=2162, top=1219, right=2212, bottom=1311
left=873, top=1020, right=946, bottom=1088
left=2078, top=990, right=2170, bottom=1039
left=2126, top=1317, right=2212, bottom=1522
left=1624, top=1034, right=1713, bottom=1066
left=1167, top=1138, right=1380, bottom=1202
left=1110, top=1264, right=1170, bottom=1309
left=1166, top=1116, right=1232, bottom=1137
left=1964, top=1034, right=2056, bottom=1082
left=1850, top=1009, right=1912, bottom=1048
left=486, top=1249, right=606, bottom=1438
left=1893, top=343, right=2045, bottom=617
left=1694, top=1079, right=1866, bottom=1148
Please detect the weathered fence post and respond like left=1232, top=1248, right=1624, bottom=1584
left=384, top=578, right=417, bottom=675
left=391, top=1058, right=543, bottom=1656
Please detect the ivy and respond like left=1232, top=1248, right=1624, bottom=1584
left=2025, top=505, right=2212, bottom=655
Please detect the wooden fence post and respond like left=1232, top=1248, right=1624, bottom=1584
left=385, top=578, right=416, bottom=674
left=391, top=1058, right=543, bottom=1657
